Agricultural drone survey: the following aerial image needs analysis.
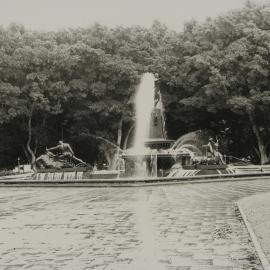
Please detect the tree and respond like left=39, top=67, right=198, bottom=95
left=65, top=42, right=140, bottom=168
left=155, top=2, right=270, bottom=164
left=1, top=3, right=270, bottom=169
left=0, top=27, right=78, bottom=167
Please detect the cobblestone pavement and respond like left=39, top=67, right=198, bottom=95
left=1, top=179, right=270, bottom=269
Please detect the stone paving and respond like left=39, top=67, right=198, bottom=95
left=0, top=179, right=270, bottom=269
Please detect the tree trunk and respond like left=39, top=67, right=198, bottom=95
left=26, top=110, right=36, bottom=170
left=117, top=117, right=123, bottom=148
left=111, top=117, right=123, bottom=169
left=34, top=138, right=38, bottom=155
left=22, top=145, right=30, bottom=163
left=123, top=124, right=134, bottom=150
left=104, top=151, right=113, bottom=168
left=248, top=110, right=268, bottom=164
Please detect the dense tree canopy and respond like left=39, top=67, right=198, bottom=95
left=1, top=2, right=270, bottom=169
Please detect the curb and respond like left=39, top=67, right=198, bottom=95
left=237, top=202, right=270, bottom=270
left=1, top=175, right=270, bottom=187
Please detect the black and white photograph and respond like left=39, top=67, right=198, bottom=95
left=1, top=0, right=270, bottom=269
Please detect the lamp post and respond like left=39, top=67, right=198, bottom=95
left=17, top=157, right=20, bottom=174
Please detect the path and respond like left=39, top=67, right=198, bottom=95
left=0, top=179, right=270, bottom=269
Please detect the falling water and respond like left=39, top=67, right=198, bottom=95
left=133, top=73, right=156, bottom=151
left=125, top=73, right=156, bottom=177
left=170, top=130, right=212, bottom=156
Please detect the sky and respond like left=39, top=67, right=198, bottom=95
left=0, top=0, right=269, bottom=31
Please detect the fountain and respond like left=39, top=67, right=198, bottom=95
left=133, top=73, right=155, bottom=152
left=32, top=72, right=270, bottom=182
left=121, top=73, right=178, bottom=177
left=34, top=72, right=184, bottom=180
left=120, top=73, right=239, bottom=177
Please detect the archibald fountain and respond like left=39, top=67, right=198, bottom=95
left=121, top=73, right=176, bottom=178
left=34, top=73, right=269, bottom=181
left=120, top=73, right=230, bottom=178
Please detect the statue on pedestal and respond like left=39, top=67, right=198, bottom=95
left=36, top=141, right=87, bottom=169
left=207, top=137, right=225, bottom=164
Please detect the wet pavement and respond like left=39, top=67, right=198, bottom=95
left=0, top=179, right=270, bottom=269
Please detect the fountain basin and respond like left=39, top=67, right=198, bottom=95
left=34, top=168, right=120, bottom=181
left=2, top=170, right=270, bottom=189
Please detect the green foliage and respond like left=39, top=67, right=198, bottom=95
left=1, top=2, right=270, bottom=167
left=155, top=2, right=270, bottom=163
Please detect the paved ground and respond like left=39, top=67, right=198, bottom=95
left=1, top=179, right=270, bottom=269
left=239, top=192, right=270, bottom=264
